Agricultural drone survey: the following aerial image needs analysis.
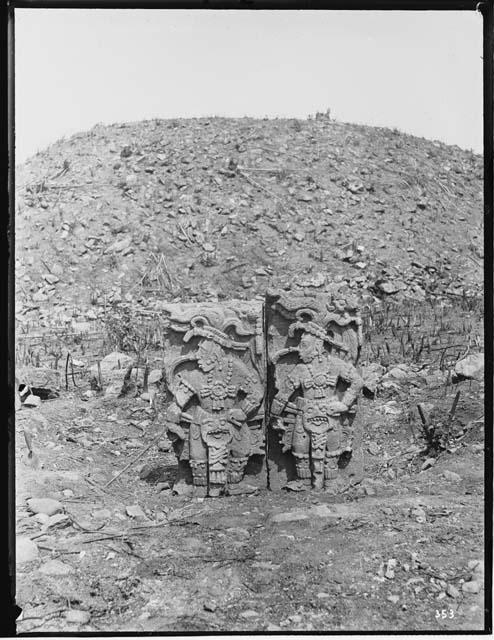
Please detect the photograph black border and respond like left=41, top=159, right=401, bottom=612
left=4, top=1, right=492, bottom=636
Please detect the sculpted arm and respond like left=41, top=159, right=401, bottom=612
left=271, top=366, right=302, bottom=418
left=239, top=374, right=263, bottom=417
left=231, top=362, right=264, bottom=425
left=336, top=361, right=364, bottom=409
left=165, top=373, right=197, bottom=439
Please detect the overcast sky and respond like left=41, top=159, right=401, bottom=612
left=15, top=9, right=483, bottom=163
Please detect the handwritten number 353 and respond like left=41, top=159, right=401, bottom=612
left=436, top=609, right=455, bottom=619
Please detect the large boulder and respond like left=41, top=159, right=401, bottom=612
left=454, top=353, right=484, bottom=381
left=89, top=351, right=134, bottom=379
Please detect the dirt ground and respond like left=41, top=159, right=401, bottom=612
left=15, top=375, right=486, bottom=634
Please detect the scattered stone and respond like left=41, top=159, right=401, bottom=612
left=83, top=390, right=96, bottom=400
left=240, top=610, right=260, bottom=619
left=385, top=558, right=397, bottom=579
left=385, top=365, right=410, bottom=381
left=156, top=482, right=171, bottom=493
left=284, top=480, right=307, bottom=492
left=467, top=559, right=484, bottom=576
left=203, top=600, right=217, bottom=612
left=89, top=351, right=134, bottom=378
left=316, top=592, right=330, bottom=599
left=16, top=536, right=39, bottom=563
left=125, top=504, right=147, bottom=519
left=462, top=580, right=481, bottom=594
left=226, top=527, right=250, bottom=539
left=39, top=559, right=74, bottom=576
left=289, top=614, right=302, bottom=623
left=454, top=353, right=484, bottom=381
left=139, top=464, right=153, bottom=480
left=27, top=497, right=63, bottom=516
left=377, top=281, right=400, bottom=295
left=65, top=609, right=90, bottom=624
left=104, top=384, right=121, bottom=398
left=411, top=506, right=427, bottom=523
left=23, top=394, right=41, bottom=408
left=147, top=369, right=162, bottom=385
left=446, top=584, right=460, bottom=598
left=442, top=470, right=462, bottom=482
left=367, top=442, right=380, bottom=455
left=92, top=508, right=111, bottom=520
left=172, top=480, right=194, bottom=496
left=421, top=458, right=436, bottom=471
left=42, top=273, right=59, bottom=285
left=46, top=513, right=69, bottom=529
left=226, top=482, right=259, bottom=496
left=62, top=489, right=74, bottom=498
left=34, top=513, right=50, bottom=525
left=387, top=595, right=400, bottom=604
left=268, top=510, right=310, bottom=524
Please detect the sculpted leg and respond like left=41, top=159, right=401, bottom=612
left=189, top=423, right=208, bottom=486
left=228, top=423, right=252, bottom=483
left=292, top=419, right=311, bottom=480
left=208, top=445, right=229, bottom=496
left=324, top=428, right=342, bottom=485
left=190, top=460, right=208, bottom=486
left=311, top=431, right=328, bottom=489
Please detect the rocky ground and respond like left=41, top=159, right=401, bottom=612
left=15, top=365, right=485, bottom=633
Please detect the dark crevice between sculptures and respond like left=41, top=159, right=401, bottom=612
left=263, top=299, right=272, bottom=490
left=264, top=292, right=298, bottom=490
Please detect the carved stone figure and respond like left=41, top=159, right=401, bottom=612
left=162, top=303, right=265, bottom=496
left=266, top=290, right=364, bottom=492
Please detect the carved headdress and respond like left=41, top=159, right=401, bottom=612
left=183, top=316, right=250, bottom=350
left=288, top=309, right=349, bottom=355
left=266, top=290, right=363, bottom=365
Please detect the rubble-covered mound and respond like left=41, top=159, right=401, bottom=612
left=15, top=115, right=483, bottom=324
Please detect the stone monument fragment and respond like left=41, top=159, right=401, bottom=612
left=265, top=290, right=364, bottom=492
left=162, top=302, right=265, bottom=496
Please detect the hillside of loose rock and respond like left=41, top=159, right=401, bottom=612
left=15, top=115, right=483, bottom=327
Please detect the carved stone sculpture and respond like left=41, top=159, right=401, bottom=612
left=162, top=302, right=265, bottom=496
left=266, top=290, right=364, bottom=492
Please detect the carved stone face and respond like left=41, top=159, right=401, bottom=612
left=200, top=417, right=232, bottom=447
left=197, top=340, right=222, bottom=372
left=299, top=334, right=324, bottom=363
left=303, top=402, right=330, bottom=434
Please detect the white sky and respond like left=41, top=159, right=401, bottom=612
left=15, top=9, right=483, bottom=163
